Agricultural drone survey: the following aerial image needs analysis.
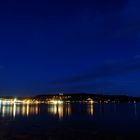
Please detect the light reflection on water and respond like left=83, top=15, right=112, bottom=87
left=0, top=103, right=138, bottom=120
left=0, top=103, right=39, bottom=118
left=0, top=103, right=73, bottom=119
left=48, top=103, right=71, bottom=119
left=134, top=103, right=137, bottom=116
left=87, top=104, right=94, bottom=116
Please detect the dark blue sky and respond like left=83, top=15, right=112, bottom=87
left=0, top=0, right=140, bottom=96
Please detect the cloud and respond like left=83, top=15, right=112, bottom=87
left=47, top=81, right=116, bottom=93
left=50, top=56, right=140, bottom=85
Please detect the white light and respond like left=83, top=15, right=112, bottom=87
left=89, top=100, right=94, bottom=104
left=51, top=100, right=58, bottom=104
left=57, top=100, right=63, bottom=104
left=13, top=103, right=16, bottom=118
left=14, top=98, right=17, bottom=103
left=48, top=100, right=63, bottom=104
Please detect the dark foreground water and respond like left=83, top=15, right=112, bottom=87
left=0, top=103, right=140, bottom=140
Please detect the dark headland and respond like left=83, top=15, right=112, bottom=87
left=1, top=93, right=139, bottom=103
left=34, top=93, right=140, bottom=103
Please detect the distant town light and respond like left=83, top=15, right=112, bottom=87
left=59, top=93, right=64, bottom=96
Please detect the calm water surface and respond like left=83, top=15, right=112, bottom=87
left=0, top=103, right=139, bottom=139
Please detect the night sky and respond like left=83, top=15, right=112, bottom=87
left=0, top=0, right=140, bottom=96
